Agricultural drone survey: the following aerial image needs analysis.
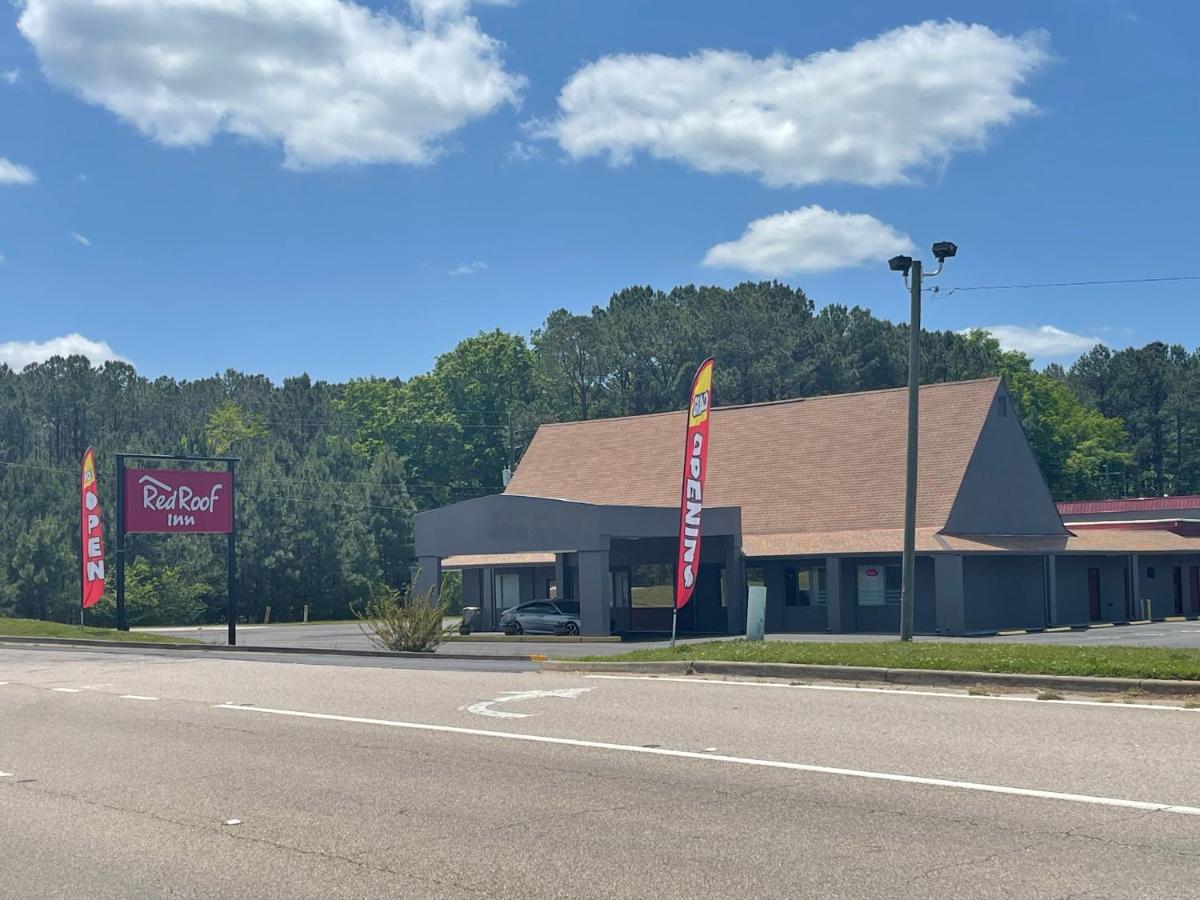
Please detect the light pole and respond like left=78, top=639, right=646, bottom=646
left=888, top=241, right=957, bottom=641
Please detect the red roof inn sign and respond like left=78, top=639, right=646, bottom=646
left=115, top=453, right=238, bottom=644
left=124, top=468, right=233, bottom=533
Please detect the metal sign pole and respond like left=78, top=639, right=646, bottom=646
left=227, top=458, right=237, bottom=647
left=115, top=453, right=127, bottom=632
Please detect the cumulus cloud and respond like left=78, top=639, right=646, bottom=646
left=0, top=333, right=127, bottom=369
left=507, top=140, right=541, bottom=162
left=538, top=20, right=1047, bottom=187
left=2, top=69, right=18, bottom=84
left=449, top=260, right=488, bottom=276
left=0, top=157, right=37, bottom=185
left=18, top=0, right=525, bottom=170
left=703, top=206, right=913, bottom=276
left=70, top=231, right=91, bottom=246
left=973, top=325, right=1102, bottom=357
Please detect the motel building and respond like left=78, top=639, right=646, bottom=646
left=414, top=377, right=1200, bottom=636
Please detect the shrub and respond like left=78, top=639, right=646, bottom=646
left=356, top=582, right=451, bottom=653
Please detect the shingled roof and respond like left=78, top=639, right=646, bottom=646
left=505, top=378, right=1013, bottom=554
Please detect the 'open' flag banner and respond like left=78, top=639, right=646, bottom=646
left=675, top=358, right=714, bottom=611
left=80, top=447, right=105, bottom=609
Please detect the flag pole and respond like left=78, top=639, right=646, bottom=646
left=670, top=606, right=677, bottom=649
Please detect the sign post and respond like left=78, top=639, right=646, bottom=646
left=114, top=453, right=238, bottom=644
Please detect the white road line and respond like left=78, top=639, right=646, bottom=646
left=464, top=688, right=591, bottom=719
left=51, top=688, right=82, bottom=693
left=215, top=703, right=1200, bottom=818
left=119, top=695, right=159, bottom=701
left=0, top=771, right=12, bottom=778
left=584, top=675, right=1200, bottom=713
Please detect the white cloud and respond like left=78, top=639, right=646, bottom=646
left=703, top=206, right=913, bottom=276
left=974, top=325, right=1101, bottom=357
left=449, top=260, right=488, bottom=276
left=18, top=0, right=525, bottom=170
left=507, top=140, right=541, bottom=162
left=538, top=20, right=1047, bottom=187
left=0, top=157, right=37, bottom=185
left=0, top=333, right=127, bottom=369
left=70, top=231, right=91, bottom=246
left=1, top=69, right=18, bottom=85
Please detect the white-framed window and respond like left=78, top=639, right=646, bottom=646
left=494, top=572, right=521, bottom=612
left=858, top=564, right=902, bottom=607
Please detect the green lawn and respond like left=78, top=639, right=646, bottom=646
left=0, top=617, right=201, bottom=644
left=580, top=639, right=1200, bottom=681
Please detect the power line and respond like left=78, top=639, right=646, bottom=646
left=940, top=274, right=1200, bottom=296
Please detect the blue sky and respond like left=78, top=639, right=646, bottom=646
left=1, top=0, right=1197, bottom=382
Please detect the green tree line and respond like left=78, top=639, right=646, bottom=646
left=0, top=281, right=1184, bottom=625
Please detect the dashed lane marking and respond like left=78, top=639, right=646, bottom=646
left=214, top=703, right=1200, bottom=818
left=119, top=695, right=159, bottom=701
left=582, top=674, right=1200, bottom=713
left=51, top=688, right=82, bottom=693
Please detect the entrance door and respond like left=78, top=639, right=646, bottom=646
left=1087, top=568, right=1102, bottom=621
left=1173, top=567, right=1184, bottom=615
left=1190, top=566, right=1200, bottom=617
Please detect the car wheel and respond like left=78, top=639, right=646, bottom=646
left=564, top=621, right=580, bottom=636
left=511, top=621, right=524, bottom=635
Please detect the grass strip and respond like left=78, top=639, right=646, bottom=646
left=577, top=639, right=1200, bottom=681
left=0, top=617, right=201, bottom=644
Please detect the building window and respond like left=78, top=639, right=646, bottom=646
left=1147, top=566, right=1156, bottom=580
left=786, top=567, right=827, bottom=607
left=858, top=564, right=902, bottom=607
left=494, top=572, right=520, bottom=612
left=996, top=396, right=1008, bottom=417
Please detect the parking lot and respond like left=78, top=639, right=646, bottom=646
left=133, top=618, right=1200, bottom=656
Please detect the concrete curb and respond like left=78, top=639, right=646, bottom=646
left=968, top=617, right=1200, bottom=638
left=445, top=634, right=622, bottom=643
left=541, top=659, right=1200, bottom=696
left=0, top=635, right=539, bottom=663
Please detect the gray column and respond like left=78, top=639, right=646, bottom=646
left=577, top=548, right=612, bottom=636
left=934, top=554, right=966, bottom=636
left=555, top=553, right=568, bottom=600
left=723, top=540, right=746, bottom=635
left=1130, top=555, right=1143, bottom=619
left=414, top=556, right=441, bottom=601
left=1045, top=554, right=1058, bottom=626
left=481, top=567, right=495, bottom=630
left=826, top=558, right=851, bottom=633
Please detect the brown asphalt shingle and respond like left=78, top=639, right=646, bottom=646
left=506, top=378, right=1001, bottom=539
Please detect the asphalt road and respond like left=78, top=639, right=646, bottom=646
left=2, top=646, right=1199, bottom=898
left=135, top=619, right=1200, bottom=655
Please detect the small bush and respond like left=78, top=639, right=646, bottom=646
left=355, top=582, right=451, bottom=653
left=967, top=685, right=991, bottom=696
left=1036, top=690, right=1064, bottom=701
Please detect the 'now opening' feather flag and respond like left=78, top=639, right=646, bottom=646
left=675, top=358, right=714, bottom=611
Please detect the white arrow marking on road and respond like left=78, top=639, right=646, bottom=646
left=464, top=688, right=591, bottom=719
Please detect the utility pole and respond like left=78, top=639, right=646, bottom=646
left=900, top=259, right=922, bottom=642
left=889, top=242, right=957, bottom=642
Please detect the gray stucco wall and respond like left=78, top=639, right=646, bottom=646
left=963, top=555, right=1046, bottom=633
left=944, top=383, right=1068, bottom=536
left=758, top=556, right=934, bottom=634
left=1054, top=555, right=1129, bottom=624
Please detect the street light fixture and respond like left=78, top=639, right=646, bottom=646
left=890, top=240, right=958, bottom=642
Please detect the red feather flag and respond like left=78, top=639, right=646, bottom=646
left=674, top=358, right=714, bottom=611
